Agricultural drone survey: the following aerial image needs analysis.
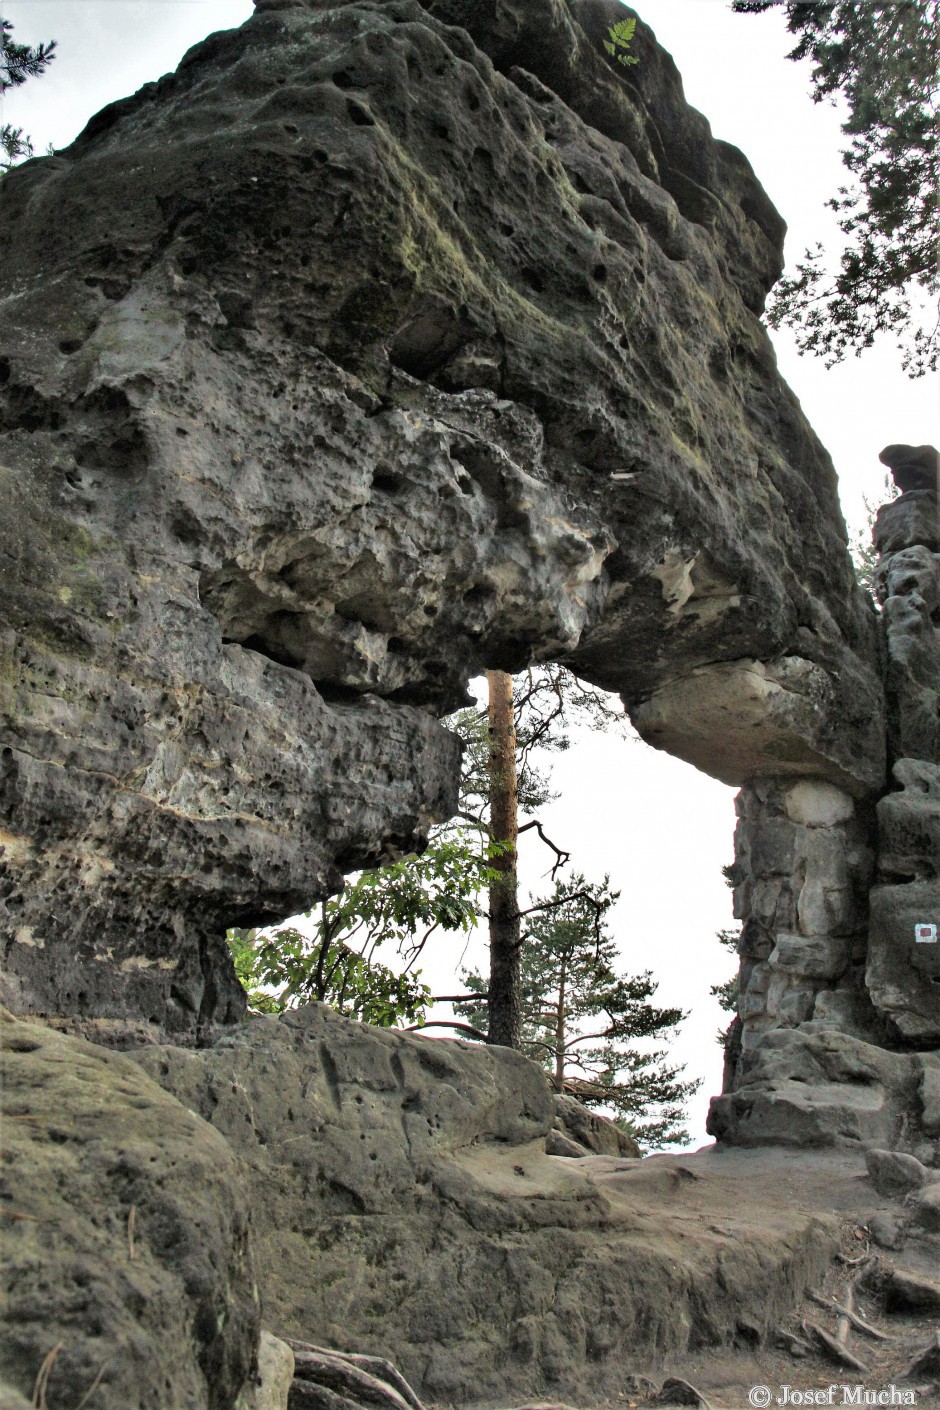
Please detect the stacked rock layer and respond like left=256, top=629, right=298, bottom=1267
left=710, top=451, right=939, bottom=1152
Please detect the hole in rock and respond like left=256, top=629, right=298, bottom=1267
left=471, top=147, right=495, bottom=181
left=232, top=634, right=299, bottom=670
left=371, top=464, right=404, bottom=495
left=463, top=584, right=494, bottom=605
left=389, top=299, right=472, bottom=382
left=311, top=681, right=362, bottom=704
left=346, top=101, right=375, bottom=128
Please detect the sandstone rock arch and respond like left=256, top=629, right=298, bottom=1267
left=0, top=0, right=935, bottom=1149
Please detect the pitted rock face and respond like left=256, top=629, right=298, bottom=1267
left=0, top=1011, right=260, bottom=1408
left=0, top=0, right=884, bottom=1030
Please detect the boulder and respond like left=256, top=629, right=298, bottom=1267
left=876, top=1267, right=940, bottom=1314
left=769, top=934, right=849, bottom=982
left=879, top=444, right=939, bottom=497
left=918, top=1054, right=940, bottom=1138
left=546, top=1128, right=591, bottom=1158
left=875, top=759, right=940, bottom=885
left=648, top=1378, right=711, bottom=1407
left=236, top=1333, right=295, bottom=1410
left=706, top=1029, right=921, bottom=1149
left=873, top=491, right=939, bottom=556
left=907, top=1183, right=940, bottom=1233
left=0, top=1010, right=260, bottom=1409
left=552, top=1093, right=640, bottom=1157
left=867, top=881, right=940, bottom=1044
left=864, top=1148, right=929, bottom=1198
left=867, top=1212, right=907, bottom=1250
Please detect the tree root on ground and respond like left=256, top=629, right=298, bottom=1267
left=285, top=1340, right=426, bottom=1410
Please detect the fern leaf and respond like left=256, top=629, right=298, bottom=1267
left=609, top=18, right=636, bottom=46
left=606, top=17, right=638, bottom=67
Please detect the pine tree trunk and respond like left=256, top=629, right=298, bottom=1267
left=554, top=957, right=566, bottom=1092
left=486, top=669, right=521, bottom=1048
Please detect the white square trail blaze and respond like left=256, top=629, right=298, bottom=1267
left=914, top=922, right=937, bottom=943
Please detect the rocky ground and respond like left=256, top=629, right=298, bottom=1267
left=581, top=1147, right=940, bottom=1408
left=263, top=1146, right=940, bottom=1410
left=280, top=1147, right=940, bottom=1410
left=4, top=1007, right=938, bottom=1410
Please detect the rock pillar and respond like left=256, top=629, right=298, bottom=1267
left=725, top=778, right=878, bottom=1086
left=866, top=445, right=940, bottom=1044
left=710, top=446, right=938, bottom=1152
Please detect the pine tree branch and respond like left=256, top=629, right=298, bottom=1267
left=405, top=1020, right=488, bottom=1040
left=517, top=819, right=571, bottom=878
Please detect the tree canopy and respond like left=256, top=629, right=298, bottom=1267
left=733, top=0, right=939, bottom=375
left=457, top=874, right=698, bottom=1149
left=0, top=16, right=56, bottom=172
left=228, top=836, right=495, bottom=1027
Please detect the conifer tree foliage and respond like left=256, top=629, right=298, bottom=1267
left=710, top=928, right=740, bottom=1027
left=457, top=875, right=699, bottom=1149
left=733, top=0, right=938, bottom=374
left=0, top=16, right=56, bottom=172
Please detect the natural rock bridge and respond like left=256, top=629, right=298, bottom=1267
left=0, top=0, right=937, bottom=1406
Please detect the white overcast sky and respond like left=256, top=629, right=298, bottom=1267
left=3, top=0, right=936, bottom=1146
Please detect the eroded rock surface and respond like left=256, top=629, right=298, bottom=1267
left=712, top=449, right=939, bottom=1143
left=866, top=458, right=940, bottom=1047
left=725, top=779, right=877, bottom=1057
left=707, top=1028, right=926, bottom=1152
left=0, top=0, right=883, bottom=1033
left=0, top=1011, right=260, bottom=1410
left=132, top=1005, right=841, bottom=1403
